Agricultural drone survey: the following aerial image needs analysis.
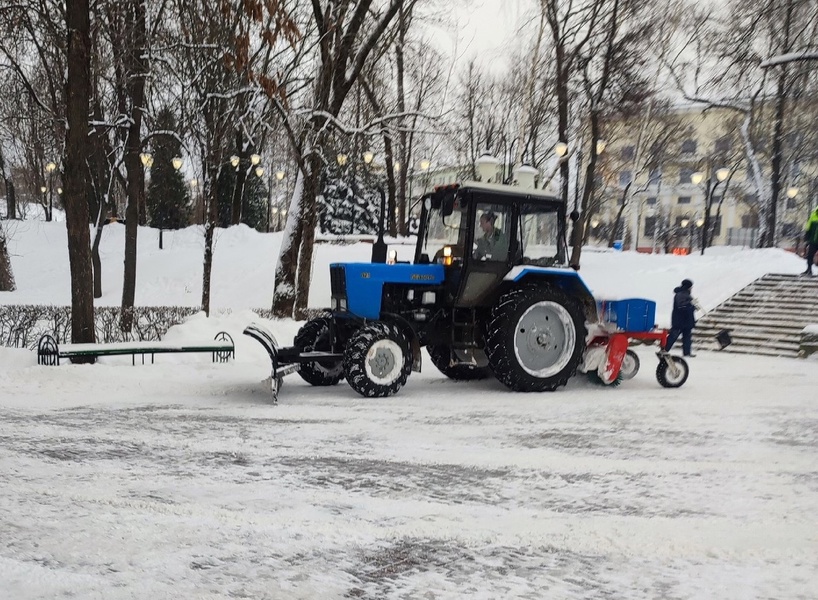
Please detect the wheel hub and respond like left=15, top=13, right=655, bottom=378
left=368, top=347, right=396, bottom=378
left=514, top=301, right=576, bottom=377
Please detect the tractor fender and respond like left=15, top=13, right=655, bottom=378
left=380, top=312, right=423, bottom=373
left=504, top=266, right=598, bottom=322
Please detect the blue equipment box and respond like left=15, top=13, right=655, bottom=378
left=598, top=298, right=656, bottom=332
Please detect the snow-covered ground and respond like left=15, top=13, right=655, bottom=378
left=1, top=221, right=817, bottom=599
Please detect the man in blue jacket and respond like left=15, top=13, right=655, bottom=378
left=663, top=279, right=698, bottom=357
left=803, top=207, right=818, bottom=276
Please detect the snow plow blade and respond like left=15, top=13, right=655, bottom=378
left=243, top=322, right=344, bottom=403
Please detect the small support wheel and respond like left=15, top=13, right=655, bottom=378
left=619, top=349, right=640, bottom=380
left=344, top=322, right=412, bottom=397
left=295, top=317, right=344, bottom=386
left=656, top=355, right=689, bottom=388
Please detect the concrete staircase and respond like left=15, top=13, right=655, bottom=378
left=694, top=273, right=818, bottom=358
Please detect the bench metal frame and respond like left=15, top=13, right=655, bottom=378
left=37, top=332, right=235, bottom=366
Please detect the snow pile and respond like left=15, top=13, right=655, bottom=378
left=0, top=220, right=806, bottom=331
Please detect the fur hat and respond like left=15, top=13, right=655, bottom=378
left=681, top=279, right=693, bottom=289
left=480, top=211, right=497, bottom=224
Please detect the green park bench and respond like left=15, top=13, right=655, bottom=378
left=37, top=331, right=235, bottom=366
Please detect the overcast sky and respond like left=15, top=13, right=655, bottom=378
left=434, top=0, right=533, bottom=71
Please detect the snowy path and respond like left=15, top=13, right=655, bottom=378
left=1, top=347, right=816, bottom=599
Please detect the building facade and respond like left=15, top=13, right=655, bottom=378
left=596, top=102, right=815, bottom=253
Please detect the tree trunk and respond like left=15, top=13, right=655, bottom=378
left=201, top=172, right=218, bottom=316
left=4, top=180, right=16, bottom=220
left=765, top=71, right=787, bottom=248
left=395, top=6, right=407, bottom=236
left=65, top=0, right=95, bottom=348
left=119, top=0, right=147, bottom=333
left=230, top=131, right=245, bottom=226
left=272, top=169, right=306, bottom=318
left=295, top=158, right=323, bottom=316
left=0, top=222, right=15, bottom=291
left=0, top=146, right=17, bottom=219
left=91, top=199, right=107, bottom=298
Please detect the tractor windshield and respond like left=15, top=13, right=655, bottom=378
left=519, top=203, right=566, bottom=266
left=420, top=196, right=469, bottom=264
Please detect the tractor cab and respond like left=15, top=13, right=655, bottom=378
left=415, top=181, right=569, bottom=307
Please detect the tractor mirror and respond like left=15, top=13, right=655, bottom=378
left=441, top=192, right=455, bottom=217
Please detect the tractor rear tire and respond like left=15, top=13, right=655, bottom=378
left=344, top=322, right=412, bottom=397
left=294, top=317, right=344, bottom=386
left=485, top=285, right=586, bottom=392
left=427, top=345, right=491, bottom=381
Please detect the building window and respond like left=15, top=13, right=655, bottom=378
left=648, top=167, right=661, bottom=186
left=711, top=195, right=722, bottom=206
left=787, top=197, right=797, bottom=210
left=782, top=222, right=799, bottom=237
left=644, top=216, right=657, bottom=236
left=678, top=196, right=691, bottom=204
left=619, top=171, right=632, bottom=187
left=707, top=216, right=722, bottom=236
left=714, top=137, right=730, bottom=154
left=741, top=213, right=759, bottom=228
left=621, top=145, right=635, bottom=161
left=646, top=197, right=657, bottom=206
left=681, top=139, right=697, bottom=154
left=679, top=168, right=693, bottom=184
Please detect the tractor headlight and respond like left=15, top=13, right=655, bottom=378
left=443, top=245, right=453, bottom=266
left=387, top=249, right=398, bottom=265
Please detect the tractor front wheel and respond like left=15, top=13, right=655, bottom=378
left=485, top=286, right=586, bottom=392
left=344, top=322, right=412, bottom=397
left=295, top=317, right=344, bottom=386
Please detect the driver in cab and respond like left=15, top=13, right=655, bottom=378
left=474, top=211, right=508, bottom=261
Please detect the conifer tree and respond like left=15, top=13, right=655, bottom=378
left=147, top=108, right=191, bottom=229
left=216, top=163, right=268, bottom=230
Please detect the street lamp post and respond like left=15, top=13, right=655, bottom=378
left=336, top=153, right=352, bottom=234
left=139, top=152, right=156, bottom=244
left=692, top=164, right=729, bottom=254
left=40, top=185, right=47, bottom=220
left=680, top=217, right=691, bottom=254
left=273, top=170, right=285, bottom=231
left=695, top=217, right=705, bottom=251
left=190, top=178, right=200, bottom=225
left=45, top=161, right=56, bottom=221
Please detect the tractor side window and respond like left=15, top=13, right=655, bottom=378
left=519, top=203, right=562, bottom=266
left=421, top=197, right=468, bottom=264
left=473, top=204, right=510, bottom=262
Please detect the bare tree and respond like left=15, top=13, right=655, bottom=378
left=267, top=0, right=407, bottom=318
left=670, top=0, right=818, bottom=247
left=64, top=0, right=95, bottom=348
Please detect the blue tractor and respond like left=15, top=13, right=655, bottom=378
left=250, top=181, right=615, bottom=398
